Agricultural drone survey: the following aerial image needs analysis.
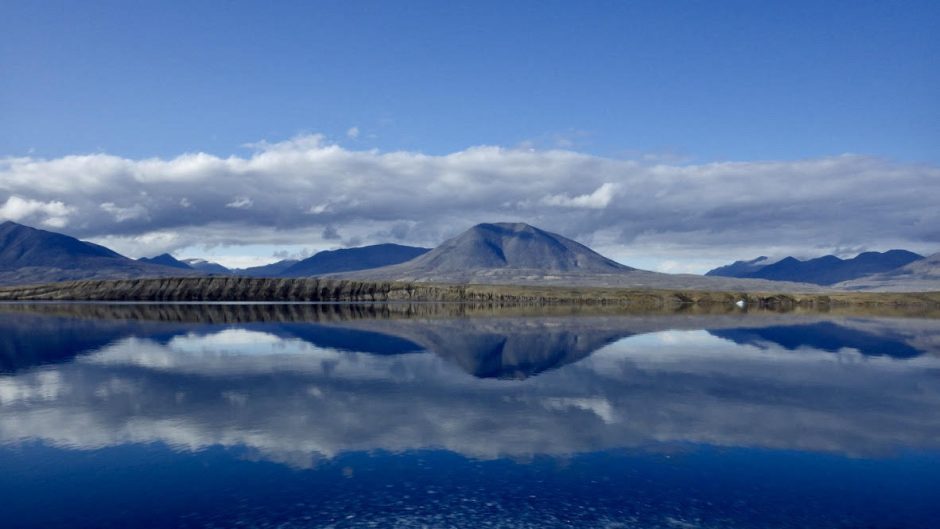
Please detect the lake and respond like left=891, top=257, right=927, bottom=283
left=1, top=303, right=938, bottom=528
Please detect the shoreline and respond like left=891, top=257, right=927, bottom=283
left=0, top=276, right=938, bottom=311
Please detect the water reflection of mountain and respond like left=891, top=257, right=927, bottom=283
left=709, top=321, right=922, bottom=358
left=1, top=304, right=939, bottom=378
left=2, top=314, right=939, bottom=465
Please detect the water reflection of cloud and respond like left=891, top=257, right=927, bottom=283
left=2, top=323, right=939, bottom=468
left=83, top=334, right=450, bottom=381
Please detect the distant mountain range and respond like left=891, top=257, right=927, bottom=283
left=706, top=250, right=924, bottom=285
left=705, top=256, right=774, bottom=278
left=134, top=244, right=430, bottom=279
left=181, top=258, right=231, bottom=274
left=236, top=259, right=298, bottom=277
left=2, top=220, right=123, bottom=269
left=836, top=252, right=940, bottom=292
left=139, top=253, right=194, bottom=270
left=1, top=219, right=936, bottom=291
left=0, top=221, right=194, bottom=285
left=280, top=243, right=430, bottom=277
left=332, top=222, right=826, bottom=292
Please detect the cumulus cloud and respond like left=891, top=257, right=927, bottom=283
left=0, top=195, right=74, bottom=228
left=542, top=182, right=619, bottom=209
left=1, top=135, right=938, bottom=267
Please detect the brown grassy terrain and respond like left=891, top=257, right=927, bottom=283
left=0, top=276, right=938, bottom=314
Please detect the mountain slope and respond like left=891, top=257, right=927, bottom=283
left=707, top=250, right=923, bottom=285
left=235, top=259, right=300, bottom=278
left=281, top=244, right=430, bottom=277
left=0, top=221, right=195, bottom=285
left=836, top=252, right=940, bottom=292
left=139, top=253, right=194, bottom=270
left=1, top=220, right=124, bottom=268
left=182, top=259, right=232, bottom=274
left=706, top=256, right=774, bottom=278
left=334, top=222, right=824, bottom=292
left=363, top=223, right=627, bottom=277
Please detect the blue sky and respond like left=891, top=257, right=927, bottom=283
left=1, top=1, right=938, bottom=271
left=3, top=0, right=937, bottom=162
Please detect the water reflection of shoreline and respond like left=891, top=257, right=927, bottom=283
left=3, top=303, right=939, bottom=374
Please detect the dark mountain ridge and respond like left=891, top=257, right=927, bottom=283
left=706, top=256, right=774, bottom=278
left=837, top=252, right=940, bottom=292
left=1, top=220, right=123, bottom=269
left=0, top=221, right=196, bottom=285
left=182, top=259, right=232, bottom=274
left=707, top=250, right=924, bottom=285
left=234, top=259, right=299, bottom=277
left=281, top=243, right=430, bottom=277
left=139, top=253, right=194, bottom=270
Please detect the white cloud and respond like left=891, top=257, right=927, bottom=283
left=1, top=136, right=938, bottom=269
left=225, top=197, right=253, bottom=209
left=100, top=202, right=148, bottom=222
left=542, top=182, right=618, bottom=209
left=346, top=126, right=360, bottom=139
left=0, top=195, right=74, bottom=228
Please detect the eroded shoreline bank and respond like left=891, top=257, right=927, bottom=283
left=1, top=276, right=938, bottom=314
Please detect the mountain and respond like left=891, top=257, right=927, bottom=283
left=182, top=258, right=231, bottom=275
left=138, top=253, right=193, bottom=270
left=707, top=250, right=924, bottom=285
left=1, top=220, right=124, bottom=268
left=235, top=259, right=300, bottom=277
left=836, top=252, right=940, bottom=292
left=705, top=256, right=774, bottom=277
left=0, top=221, right=195, bottom=285
left=337, top=222, right=628, bottom=282
left=281, top=244, right=431, bottom=277
left=333, top=222, right=824, bottom=292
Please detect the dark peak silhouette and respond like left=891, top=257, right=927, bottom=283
left=139, top=253, right=193, bottom=270
left=707, top=250, right=923, bottom=285
left=705, top=256, right=773, bottom=277
left=282, top=243, right=430, bottom=277
left=235, top=259, right=299, bottom=277
left=0, top=221, right=199, bottom=284
left=182, top=259, right=232, bottom=274
left=1, top=220, right=123, bottom=269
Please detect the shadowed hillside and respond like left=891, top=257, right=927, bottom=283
left=0, top=221, right=196, bottom=284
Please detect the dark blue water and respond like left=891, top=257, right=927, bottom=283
left=1, top=303, right=938, bottom=528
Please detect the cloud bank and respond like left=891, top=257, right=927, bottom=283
left=1, top=135, right=938, bottom=269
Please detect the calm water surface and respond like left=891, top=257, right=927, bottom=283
left=1, top=303, right=938, bottom=528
